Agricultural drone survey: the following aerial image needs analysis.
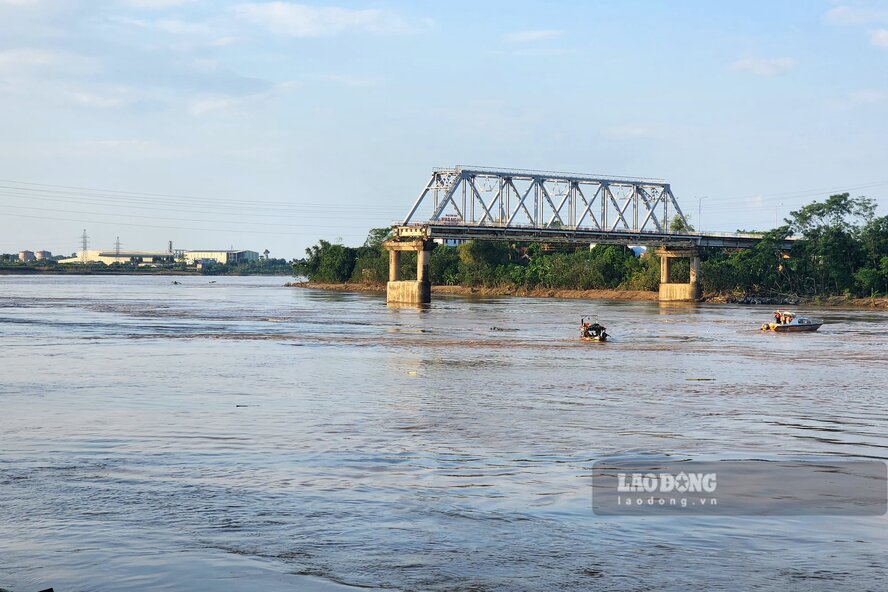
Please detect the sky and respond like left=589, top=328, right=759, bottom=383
left=1, top=0, right=888, bottom=258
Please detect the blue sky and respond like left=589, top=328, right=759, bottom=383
left=1, top=0, right=887, bottom=257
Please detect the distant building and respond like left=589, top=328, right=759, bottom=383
left=58, top=249, right=176, bottom=266
left=35, top=250, right=52, bottom=260
left=184, top=250, right=260, bottom=265
left=18, top=250, right=35, bottom=262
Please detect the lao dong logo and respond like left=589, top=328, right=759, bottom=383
left=617, top=471, right=717, bottom=494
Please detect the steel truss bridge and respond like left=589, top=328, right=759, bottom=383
left=397, top=166, right=786, bottom=249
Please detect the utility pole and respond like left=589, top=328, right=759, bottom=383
left=80, top=229, right=89, bottom=264
left=697, top=196, right=708, bottom=232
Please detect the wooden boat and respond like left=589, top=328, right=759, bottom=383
left=761, top=312, right=822, bottom=332
left=580, top=317, right=608, bottom=342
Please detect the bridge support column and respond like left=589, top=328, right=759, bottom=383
left=656, top=247, right=701, bottom=302
left=384, top=239, right=435, bottom=305
left=388, top=250, right=401, bottom=282
left=417, top=249, right=430, bottom=282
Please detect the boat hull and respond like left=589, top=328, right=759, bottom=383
left=764, top=322, right=822, bottom=332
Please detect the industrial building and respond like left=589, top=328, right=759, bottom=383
left=58, top=250, right=176, bottom=266
left=55, top=246, right=260, bottom=267
left=183, top=250, right=260, bottom=265
left=18, top=250, right=35, bottom=262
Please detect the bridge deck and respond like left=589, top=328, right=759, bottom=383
left=398, top=224, right=793, bottom=250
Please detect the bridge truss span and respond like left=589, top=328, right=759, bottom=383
left=401, top=166, right=689, bottom=233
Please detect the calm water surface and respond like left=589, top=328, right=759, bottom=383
left=1, top=275, right=886, bottom=591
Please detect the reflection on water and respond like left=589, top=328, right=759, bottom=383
left=1, top=275, right=887, bottom=591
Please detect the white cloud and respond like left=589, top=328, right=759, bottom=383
left=0, top=48, right=56, bottom=70
left=107, top=15, right=150, bottom=28
left=0, top=48, right=101, bottom=78
left=824, top=5, right=888, bottom=26
left=0, top=71, right=154, bottom=110
left=604, top=125, right=653, bottom=139
left=66, top=90, right=129, bottom=109
left=232, top=2, right=418, bottom=37
left=870, top=28, right=888, bottom=47
left=496, top=47, right=577, bottom=57
left=189, top=95, right=241, bottom=115
left=108, top=14, right=215, bottom=36
left=209, top=36, right=242, bottom=47
left=323, top=74, right=379, bottom=88
left=71, top=139, right=193, bottom=159
left=124, top=0, right=194, bottom=8
left=189, top=80, right=298, bottom=116
left=846, top=90, right=888, bottom=104
left=502, top=29, right=564, bottom=43
left=154, top=18, right=213, bottom=35
left=730, top=57, right=797, bottom=77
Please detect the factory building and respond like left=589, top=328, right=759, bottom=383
left=18, top=250, right=35, bottom=262
left=35, top=250, right=52, bottom=260
left=58, top=250, right=176, bottom=266
left=183, top=250, right=260, bottom=265
left=54, top=247, right=260, bottom=267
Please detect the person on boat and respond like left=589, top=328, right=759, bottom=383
left=774, top=311, right=782, bottom=324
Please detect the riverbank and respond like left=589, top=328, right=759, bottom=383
left=288, top=281, right=888, bottom=308
left=288, top=281, right=657, bottom=301
left=704, top=292, right=888, bottom=308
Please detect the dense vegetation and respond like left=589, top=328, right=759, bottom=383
left=195, top=257, right=293, bottom=275
left=700, top=194, right=888, bottom=297
left=294, top=194, right=888, bottom=298
left=295, top=235, right=661, bottom=290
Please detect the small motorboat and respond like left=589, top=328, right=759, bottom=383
left=761, top=311, right=822, bottom=333
left=580, top=316, right=609, bottom=342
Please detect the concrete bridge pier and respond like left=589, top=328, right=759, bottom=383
left=384, top=239, right=435, bottom=304
left=656, top=247, right=701, bottom=301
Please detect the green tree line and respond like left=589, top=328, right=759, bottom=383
left=293, top=194, right=888, bottom=297
left=294, top=227, right=667, bottom=292
left=700, top=194, right=888, bottom=297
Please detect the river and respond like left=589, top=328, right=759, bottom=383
left=1, top=275, right=886, bottom=591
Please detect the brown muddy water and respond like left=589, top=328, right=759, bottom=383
left=1, top=275, right=886, bottom=591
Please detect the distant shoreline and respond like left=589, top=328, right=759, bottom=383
left=0, top=268, right=291, bottom=276
left=288, top=281, right=888, bottom=308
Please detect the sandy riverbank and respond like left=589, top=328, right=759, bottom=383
left=288, top=281, right=656, bottom=302
left=287, top=281, right=888, bottom=308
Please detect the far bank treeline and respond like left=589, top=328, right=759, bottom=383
left=293, top=194, right=888, bottom=298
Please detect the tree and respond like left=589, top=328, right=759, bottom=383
left=430, top=246, right=460, bottom=285
left=293, top=239, right=357, bottom=282
left=363, top=227, right=392, bottom=249
left=860, top=216, right=888, bottom=268
left=669, top=214, right=694, bottom=233
left=457, top=240, right=513, bottom=286
left=854, top=216, right=888, bottom=295
left=787, top=194, right=875, bottom=294
left=789, top=193, right=875, bottom=233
